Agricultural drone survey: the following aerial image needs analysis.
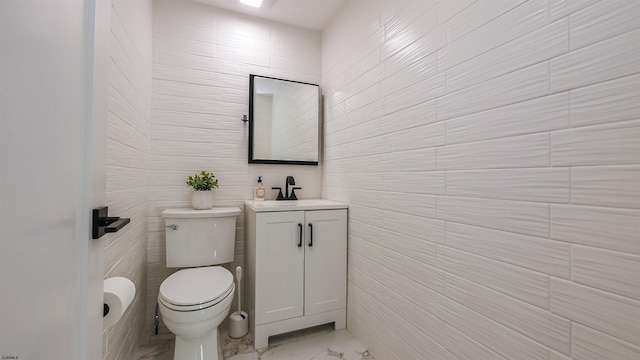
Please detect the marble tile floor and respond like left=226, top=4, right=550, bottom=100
left=135, top=324, right=374, bottom=360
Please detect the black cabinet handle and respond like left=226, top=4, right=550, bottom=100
left=308, top=223, right=313, bottom=247
left=298, top=223, right=303, bottom=247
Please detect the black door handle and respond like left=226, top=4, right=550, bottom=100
left=298, top=223, right=303, bottom=247
left=308, top=223, right=313, bottom=247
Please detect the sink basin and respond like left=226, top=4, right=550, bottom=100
left=244, top=199, right=348, bottom=212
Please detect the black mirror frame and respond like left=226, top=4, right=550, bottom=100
left=248, top=74, right=321, bottom=166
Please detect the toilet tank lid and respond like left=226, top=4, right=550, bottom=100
left=162, top=207, right=241, bottom=218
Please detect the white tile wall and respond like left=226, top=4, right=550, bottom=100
left=149, top=0, right=323, bottom=336
left=104, top=0, right=152, bottom=359
left=323, top=0, right=640, bottom=359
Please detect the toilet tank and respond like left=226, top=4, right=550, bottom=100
left=162, top=207, right=241, bottom=268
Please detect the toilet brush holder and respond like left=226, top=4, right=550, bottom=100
left=229, top=311, right=249, bottom=338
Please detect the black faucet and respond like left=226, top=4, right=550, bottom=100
left=272, top=176, right=301, bottom=200
left=285, top=176, right=295, bottom=199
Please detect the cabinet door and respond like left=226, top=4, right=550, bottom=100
left=304, top=209, right=347, bottom=316
left=255, top=211, right=305, bottom=325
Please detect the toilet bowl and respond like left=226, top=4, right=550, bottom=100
left=160, top=207, right=241, bottom=360
left=158, top=266, right=234, bottom=360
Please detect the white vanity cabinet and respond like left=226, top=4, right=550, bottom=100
left=244, top=200, right=348, bottom=350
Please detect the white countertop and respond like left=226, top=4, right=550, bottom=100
left=244, top=199, right=348, bottom=212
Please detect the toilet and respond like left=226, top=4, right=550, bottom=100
left=159, top=207, right=241, bottom=360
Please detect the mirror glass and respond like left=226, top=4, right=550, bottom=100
left=249, top=74, right=320, bottom=165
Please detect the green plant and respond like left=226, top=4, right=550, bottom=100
left=186, top=170, right=219, bottom=191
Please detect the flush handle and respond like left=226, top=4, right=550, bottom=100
left=166, top=224, right=179, bottom=230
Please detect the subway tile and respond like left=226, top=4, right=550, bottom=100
left=385, top=42, right=439, bottom=80
left=152, top=17, right=218, bottom=44
left=446, top=222, right=571, bottom=278
left=570, top=0, right=640, bottom=50
left=345, top=135, right=385, bottom=158
left=153, top=64, right=215, bottom=86
left=384, top=73, right=446, bottom=114
left=446, top=168, right=570, bottom=203
left=441, top=324, right=505, bottom=360
left=383, top=121, right=445, bottom=153
left=350, top=244, right=441, bottom=313
left=381, top=53, right=438, bottom=95
left=437, top=0, right=475, bottom=24
left=551, top=278, right=640, bottom=347
left=383, top=2, right=440, bottom=59
left=216, top=45, right=272, bottom=68
left=438, top=295, right=551, bottom=360
left=157, top=48, right=218, bottom=72
left=438, top=62, right=549, bottom=120
left=447, top=0, right=527, bottom=42
left=445, top=93, right=569, bottom=145
left=378, top=229, right=438, bottom=266
left=352, top=236, right=445, bottom=293
left=437, top=133, right=550, bottom=171
left=551, top=120, right=640, bottom=166
left=221, top=31, right=276, bottom=54
left=107, top=112, right=148, bottom=151
left=549, top=0, right=601, bottom=21
left=571, top=166, right=640, bottom=209
left=152, top=79, right=221, bottom=100
left=377, top=191, right=437, bottom=218
left=219, top=59, right=274, bottom=78
left=550, top=204, right=640, bottom=255
left=150, top=124, right=214, bottom=142
left=346, top=46, right=382, bottom=81
left=437, top=196, right=549, bottom=237
left=343, top=64, right=384, bottom=99
left=437, top=0, right=548, bottom=71
left=348, top=284, right=428, bottom=359
left=550, top=29, right=640, bottom=92
left=344, top=84, right=380, bottom=114
left=445, top=274, right=571, bottom=355
left=381, top=210, right=445, bottom=244
left=437, top=246, right=550, bottom=308
left=378, top=148, right=438, bottom=172
left=216, top=17, right=272, bottom=42
left=153, top=34, right=216, bottom=58
left=570, top=74, right=640, bottom=127
left=572, top=245, right=640, bottom=301
left=572, top=323, right=640, bottom=360
left=346, top=99, right=385, bottom=131
left=271, top=55, right=320, bottom=77
left=381, top=171, right=445, bottom=196
left=378, top=97, right=434, bottom=137
left=550, top=351, right=572, bottom=360
left=446, top=19, right=568, bottom=93
left=152, top=93, right=216, bottom=114
left=349, top=219, right=380, bottom=243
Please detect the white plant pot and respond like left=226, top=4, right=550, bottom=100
left=192, top=190, right=214, bottom=210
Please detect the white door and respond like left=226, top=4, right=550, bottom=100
left=255, top=211, right=305, bottom=325
left=304, top=210, right=347, bottom=316
left=0, top=1, right=109, bottom=359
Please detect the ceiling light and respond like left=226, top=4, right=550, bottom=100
left=240, top=0, right=263, bottom=7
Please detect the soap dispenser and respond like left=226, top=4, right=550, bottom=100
left=254, top=176, right=265, bottom=201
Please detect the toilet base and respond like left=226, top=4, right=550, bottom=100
left=173, top=328, right=220, bottom=360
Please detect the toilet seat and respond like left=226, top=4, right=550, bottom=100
left=159, top=267, right=234, bottom=311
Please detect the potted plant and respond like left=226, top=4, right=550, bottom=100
left=186, top=170, right=219, bottom=210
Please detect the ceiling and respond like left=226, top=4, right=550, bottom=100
left=194, top=0, right=347, bottom=31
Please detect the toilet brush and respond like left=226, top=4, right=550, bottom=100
left=229, top=266, right=249, bottom=338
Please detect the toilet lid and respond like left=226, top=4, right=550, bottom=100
left=159, top=267, right=234, bottom=306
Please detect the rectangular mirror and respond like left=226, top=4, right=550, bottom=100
left=249, top=74, right=320, bottom=165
